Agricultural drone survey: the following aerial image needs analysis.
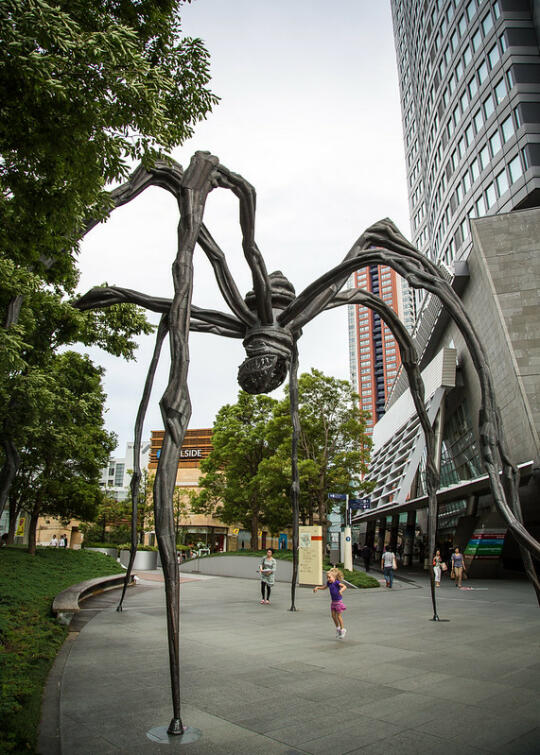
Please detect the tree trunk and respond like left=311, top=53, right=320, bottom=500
left=27, top=504, right=40, bottom=555
left=7, top=496, right=20, bottom=544
left=0, top=436, right=20, bottom=520
left=250, top=513, right=259, bottom=551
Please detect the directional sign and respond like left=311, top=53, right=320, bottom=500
left=349, top=497, right=371, bottom=510
left=328, top=493, right=347, bottom=500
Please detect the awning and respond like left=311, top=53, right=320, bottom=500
left=352, top=461, right=535, bottom=523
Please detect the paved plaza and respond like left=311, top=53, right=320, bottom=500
left=40, top=568, right=540, bottom=754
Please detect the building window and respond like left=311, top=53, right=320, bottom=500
left=463, top=45, right=472, bottom=67
left=483, top=94, right=494, bottom=119
left=481, top=12, right=493, bottom=36
left=455, top=58, right=464, bottom=81
left=508, top=154, right=523, bottom=183
left=489, top=130, right=501, bottom=155
left=458, top=15, right=467, bottom=37
left=466, top=1, right=477, bottom=23
left=496, top=168, right=509, bottom=196
left=499, top=33, right=507, bottom=54
left=477, top=60, right=488, bottom=84
left=465, top=122, right=474, bottom=146
left=460, top=218, right=470, bottom=240
left=476, top=194, right=486, bottom=216
left=494, top=78, right=507, bottom=104
left=468, top=76, right=478, bottom=99
left=493, top=1, right=500, bottom=19
left=458, top=136, right=466, bottom=158
left=472, top=29, right=482, bottom=52
left=501, top=115, right=514, bottom=142
left=488, top=44, right=500, bottom=69
left=485, top=182, right=496, bottom=208
left=463, top=170, right=471, bottom=193
left=471, top=158, right=480, bottom=182
left=479, top=143, right=490, bottom=169
left=513, top=106, right=521, bottom=129
left=473, top=109, right=484, bottom=132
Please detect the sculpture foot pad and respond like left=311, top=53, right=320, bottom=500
left=146, top=725, right=202, bottom=744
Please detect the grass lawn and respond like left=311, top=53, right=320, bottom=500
left=190, top=549, right=380, bottom=588
left=0, top=546, right=123, bottom=753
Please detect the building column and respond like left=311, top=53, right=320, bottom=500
left=365, top=520, right=376, bottom=551
left=375, top=518, right=386, bottom=561
left=402, top=510, right=416, bottom=566
left=390, top=514, right=399, bottom=552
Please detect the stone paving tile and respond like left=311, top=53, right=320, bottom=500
left=493, top=727, right=540, bottom=755
left=52, top=574, right=540, bottom=755
left=349, top=728, right=491, bottom=754
left=297, top=716, right=405, bottom=754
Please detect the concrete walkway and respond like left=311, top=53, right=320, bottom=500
left=40, top=569, right=540, bottom=754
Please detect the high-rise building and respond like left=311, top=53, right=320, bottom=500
left=348, top=265, right=403, bottom=433
left=391, top=0, right=540, bottom=303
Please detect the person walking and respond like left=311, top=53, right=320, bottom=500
left=361, top=544, right=372, bottom=572
left=432, top=548, right=443, bottom=587
left=381, top=545, right=396, bottom=588
left=49, top=534, right=58, bottom=547
left=313, top=567, right=348, bottom=639
left=258, top=548, right=276, bottom=604
left=451, top=546, right=466, bottom=588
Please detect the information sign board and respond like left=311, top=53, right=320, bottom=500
left=298, top=525, right=323, bottom=585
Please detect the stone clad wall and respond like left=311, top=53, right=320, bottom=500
left=468, top=208, right=540, bottom=464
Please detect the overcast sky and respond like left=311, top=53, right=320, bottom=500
left=76, top=0, right=411, bottom=455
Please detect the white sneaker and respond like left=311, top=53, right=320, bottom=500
left=336, top=628, right=341, bottom=638
left=340, top=628, right=347, bottom=639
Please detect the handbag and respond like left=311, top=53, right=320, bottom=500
left=450, top=568, right=456, bottom=579
left=441, top=562, right=448, bottom=572
left=392, top=556, right=398, bottom=570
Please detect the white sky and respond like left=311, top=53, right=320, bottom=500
left=76, top=0, right=411, bottom=454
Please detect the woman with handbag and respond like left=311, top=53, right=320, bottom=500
left=451, top=546, right=466, bottom=588
left=432, top=549, right=443, bottom=587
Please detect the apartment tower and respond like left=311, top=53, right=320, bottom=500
left=391, top=0, right=540, bottom=287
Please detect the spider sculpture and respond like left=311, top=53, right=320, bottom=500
left=77, top=151, right=540, bottom=737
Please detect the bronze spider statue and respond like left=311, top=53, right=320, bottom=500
left=77, top=151, right=540, bottom=737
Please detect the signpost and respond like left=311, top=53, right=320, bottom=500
left=328, top=494, right=371, bottom=571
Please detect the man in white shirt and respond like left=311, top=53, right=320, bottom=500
left=49, top=534, right=58, bottom=547
left=381, top=546, right=395, bottom=588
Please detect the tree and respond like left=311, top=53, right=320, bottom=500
left=79, top=492, right=131, bottom=545
left=192, top=392, right=289, bottom=550
left=262, top=369, right=373, bottom=543
left=0, top=0, right=218, bottom=288
left=0, top=287, right=154, bottom=522
left=9, top=351, right=117, bottom=554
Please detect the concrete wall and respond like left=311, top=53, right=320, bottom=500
left=180, top=555, right=294, bottom=583
left=439, top=207, right=540, bottom=466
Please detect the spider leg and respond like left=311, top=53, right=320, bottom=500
left=197, top=224, right=256, bottom=326
left=155, top=151, right=218, bottom=735
left=212, top=164, right=273, bottom=324
left=74, top=285, right=245, bottom=336
left=327, top=289, right=441, bottom=619
left=117, top=313, right=169, bottom=612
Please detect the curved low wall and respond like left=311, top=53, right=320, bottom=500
left=119, top=549, right=158, bottom=570
left=180, top=555, right=295, bottom=583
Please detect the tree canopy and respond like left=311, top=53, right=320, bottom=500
left=10, top=350, right=117, bottom=554
left=0, top=0, right=218, bottom=284
left=193, top=371, right=373, bottom=550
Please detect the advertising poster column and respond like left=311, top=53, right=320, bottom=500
left=299, top=526, right=323, bottom=586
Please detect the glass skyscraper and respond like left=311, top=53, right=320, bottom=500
left=391, top=0, right=540, bottom=285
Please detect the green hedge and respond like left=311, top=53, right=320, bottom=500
left=0, top=547, right=123, bottom=753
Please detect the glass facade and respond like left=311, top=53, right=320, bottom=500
left=391, top=0, right=540, bottom=308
